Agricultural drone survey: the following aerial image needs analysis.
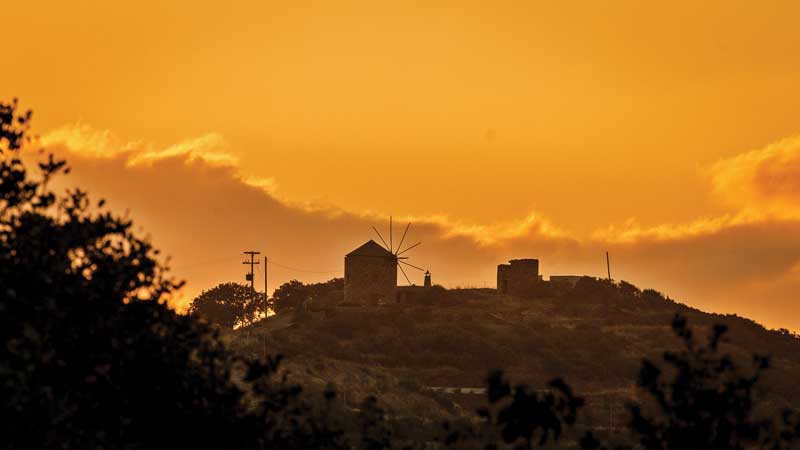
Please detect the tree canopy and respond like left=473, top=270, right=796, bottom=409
left=0, top=99, right=342, bottom=450
left=272, top=277, right=343, bottom=313
left=189, top=282, right=263, bottom=329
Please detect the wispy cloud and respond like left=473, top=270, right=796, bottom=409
left=42, top=124, right=236, bottom=168
left=127, top=133, right=233, bottom=167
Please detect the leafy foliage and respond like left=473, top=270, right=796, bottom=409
left=0, top=99, right=346, bottom=450
left=272, top=279, right=309, bottom=312
left=272, top=277, right=343, bottom=313
left=1, top=99, right=189, bottom=448
left=483, top=373, right=583, bottom=449
left=631, top=316, right=771, bottom=450
left=439, top=372, right=583, bottom=450
left=581, top=315, right=800, bottom=450
left=189, top=281, right=263, bottom=329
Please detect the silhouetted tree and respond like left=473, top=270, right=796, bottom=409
left=0, top=99, right=348, bottom=450
left=273, top=279, right=308, bottom=312
left=189, top=282, right=262, bottom=329
left=617, top=280, right=641, bottom=298
left=359, top=396, right=393, bottom=450
left=442, top=372, right=584, bottom=450
left=641, top=288, right=667, bottom=302
left=581, top=314, right=800, bottom=450
left=272, top=278, right=343, bottom=313
left=482, top=372, right=583, bottom=450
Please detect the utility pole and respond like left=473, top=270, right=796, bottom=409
left=243, top=251, right=260, bottom=291
left=609, top=398, right=614, bottom=431
left=264, top=256, right=269, bottom=317
left=606, top=251, right=611, bottom=280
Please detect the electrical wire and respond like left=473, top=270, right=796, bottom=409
left=265, top=259, right=339, bottom=274
left=171, top=254, right=339, bottom=275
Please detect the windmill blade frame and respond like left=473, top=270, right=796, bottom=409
left=368, top=217, right=426, bottom=286
left=372, top=226, right=391, bottom=252
left=397, top=241, right=421, bottom=256
left=399, top=260, right=425, bottom=272
left=395, top=222, right=411, bottom=255
left=397, top=262, right=412, bottom=285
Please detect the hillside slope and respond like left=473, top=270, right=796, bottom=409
left=231, top=279, right=800, bottom=429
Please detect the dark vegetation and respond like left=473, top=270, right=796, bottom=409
left=272, top=277, right=344, bottom=312
left=189, top=281, right=264, bottom=329
left=260, top=280, right=800, bottom=399
left=0, top=99, right=348, bottom=450
left=3, top=99, right=800, bottom=449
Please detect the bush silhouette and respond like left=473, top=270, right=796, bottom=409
left=272, top=278, right=343, bottom=313
left=0, top=99, right=346, bottom=450
left=189, top=282, right=263, bottom=329
left=581, top=314, right=800, bottom=450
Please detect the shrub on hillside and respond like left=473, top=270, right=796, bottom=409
left=408, top=285, right=449, bottom=305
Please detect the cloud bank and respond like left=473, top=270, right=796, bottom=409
left=41, top=125, right=800, bottom=331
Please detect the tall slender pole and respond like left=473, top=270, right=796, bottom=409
left=264, top=256, right=269, bottom=316
left=606, top=251, right=611, bottom=280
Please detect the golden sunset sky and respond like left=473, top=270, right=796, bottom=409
left=3, top=1, right=800, bottom=329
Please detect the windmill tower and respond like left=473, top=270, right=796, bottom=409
left=343, top=217, right=425, bottom=305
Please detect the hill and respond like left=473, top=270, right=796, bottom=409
left=229, top=279, right=800, bottom=435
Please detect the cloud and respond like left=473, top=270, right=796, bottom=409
left=708, top=135, right=800, bottom=217
left=41, top=123, right=139, bottom=158
left=127, top=133, right=233, bottom=167
left=590, top=213, right=763, bottom=243
left=42, top=123, right=236, bottom=168
left=39, top=125, right=800, bottom=331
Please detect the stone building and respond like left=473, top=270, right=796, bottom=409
left=549, top=275, right=584, bottom=288
left=343, top=240, right=397, bottom=305
left=497, top=258, right=540, bottom=295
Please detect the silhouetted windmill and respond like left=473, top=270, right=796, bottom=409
left=371, top=216, right=425, bottom=285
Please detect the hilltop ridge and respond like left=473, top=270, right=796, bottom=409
left=231, top=279, right=800, bottom=429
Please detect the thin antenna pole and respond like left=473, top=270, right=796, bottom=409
left=606, top=251, right=611, bottom=280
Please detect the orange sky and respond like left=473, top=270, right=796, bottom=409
left=3, top=1, right=800, bottom=330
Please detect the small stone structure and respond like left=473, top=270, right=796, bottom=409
left=343, top=240, right=397, bottom=305
left=497, top=258, right=540, bottom=295
left=396, top=285, right=429, bottom=303
left=549, top=275, right=584, bottom=287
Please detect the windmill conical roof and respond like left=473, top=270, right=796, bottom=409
left=346, top=240, right=394, bottom=257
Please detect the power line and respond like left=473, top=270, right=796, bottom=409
left=266, top=259, right=339, bottom=274
left=175, top=254, right=336, bottom=276
left=173, top=255, right=237, bottom=271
